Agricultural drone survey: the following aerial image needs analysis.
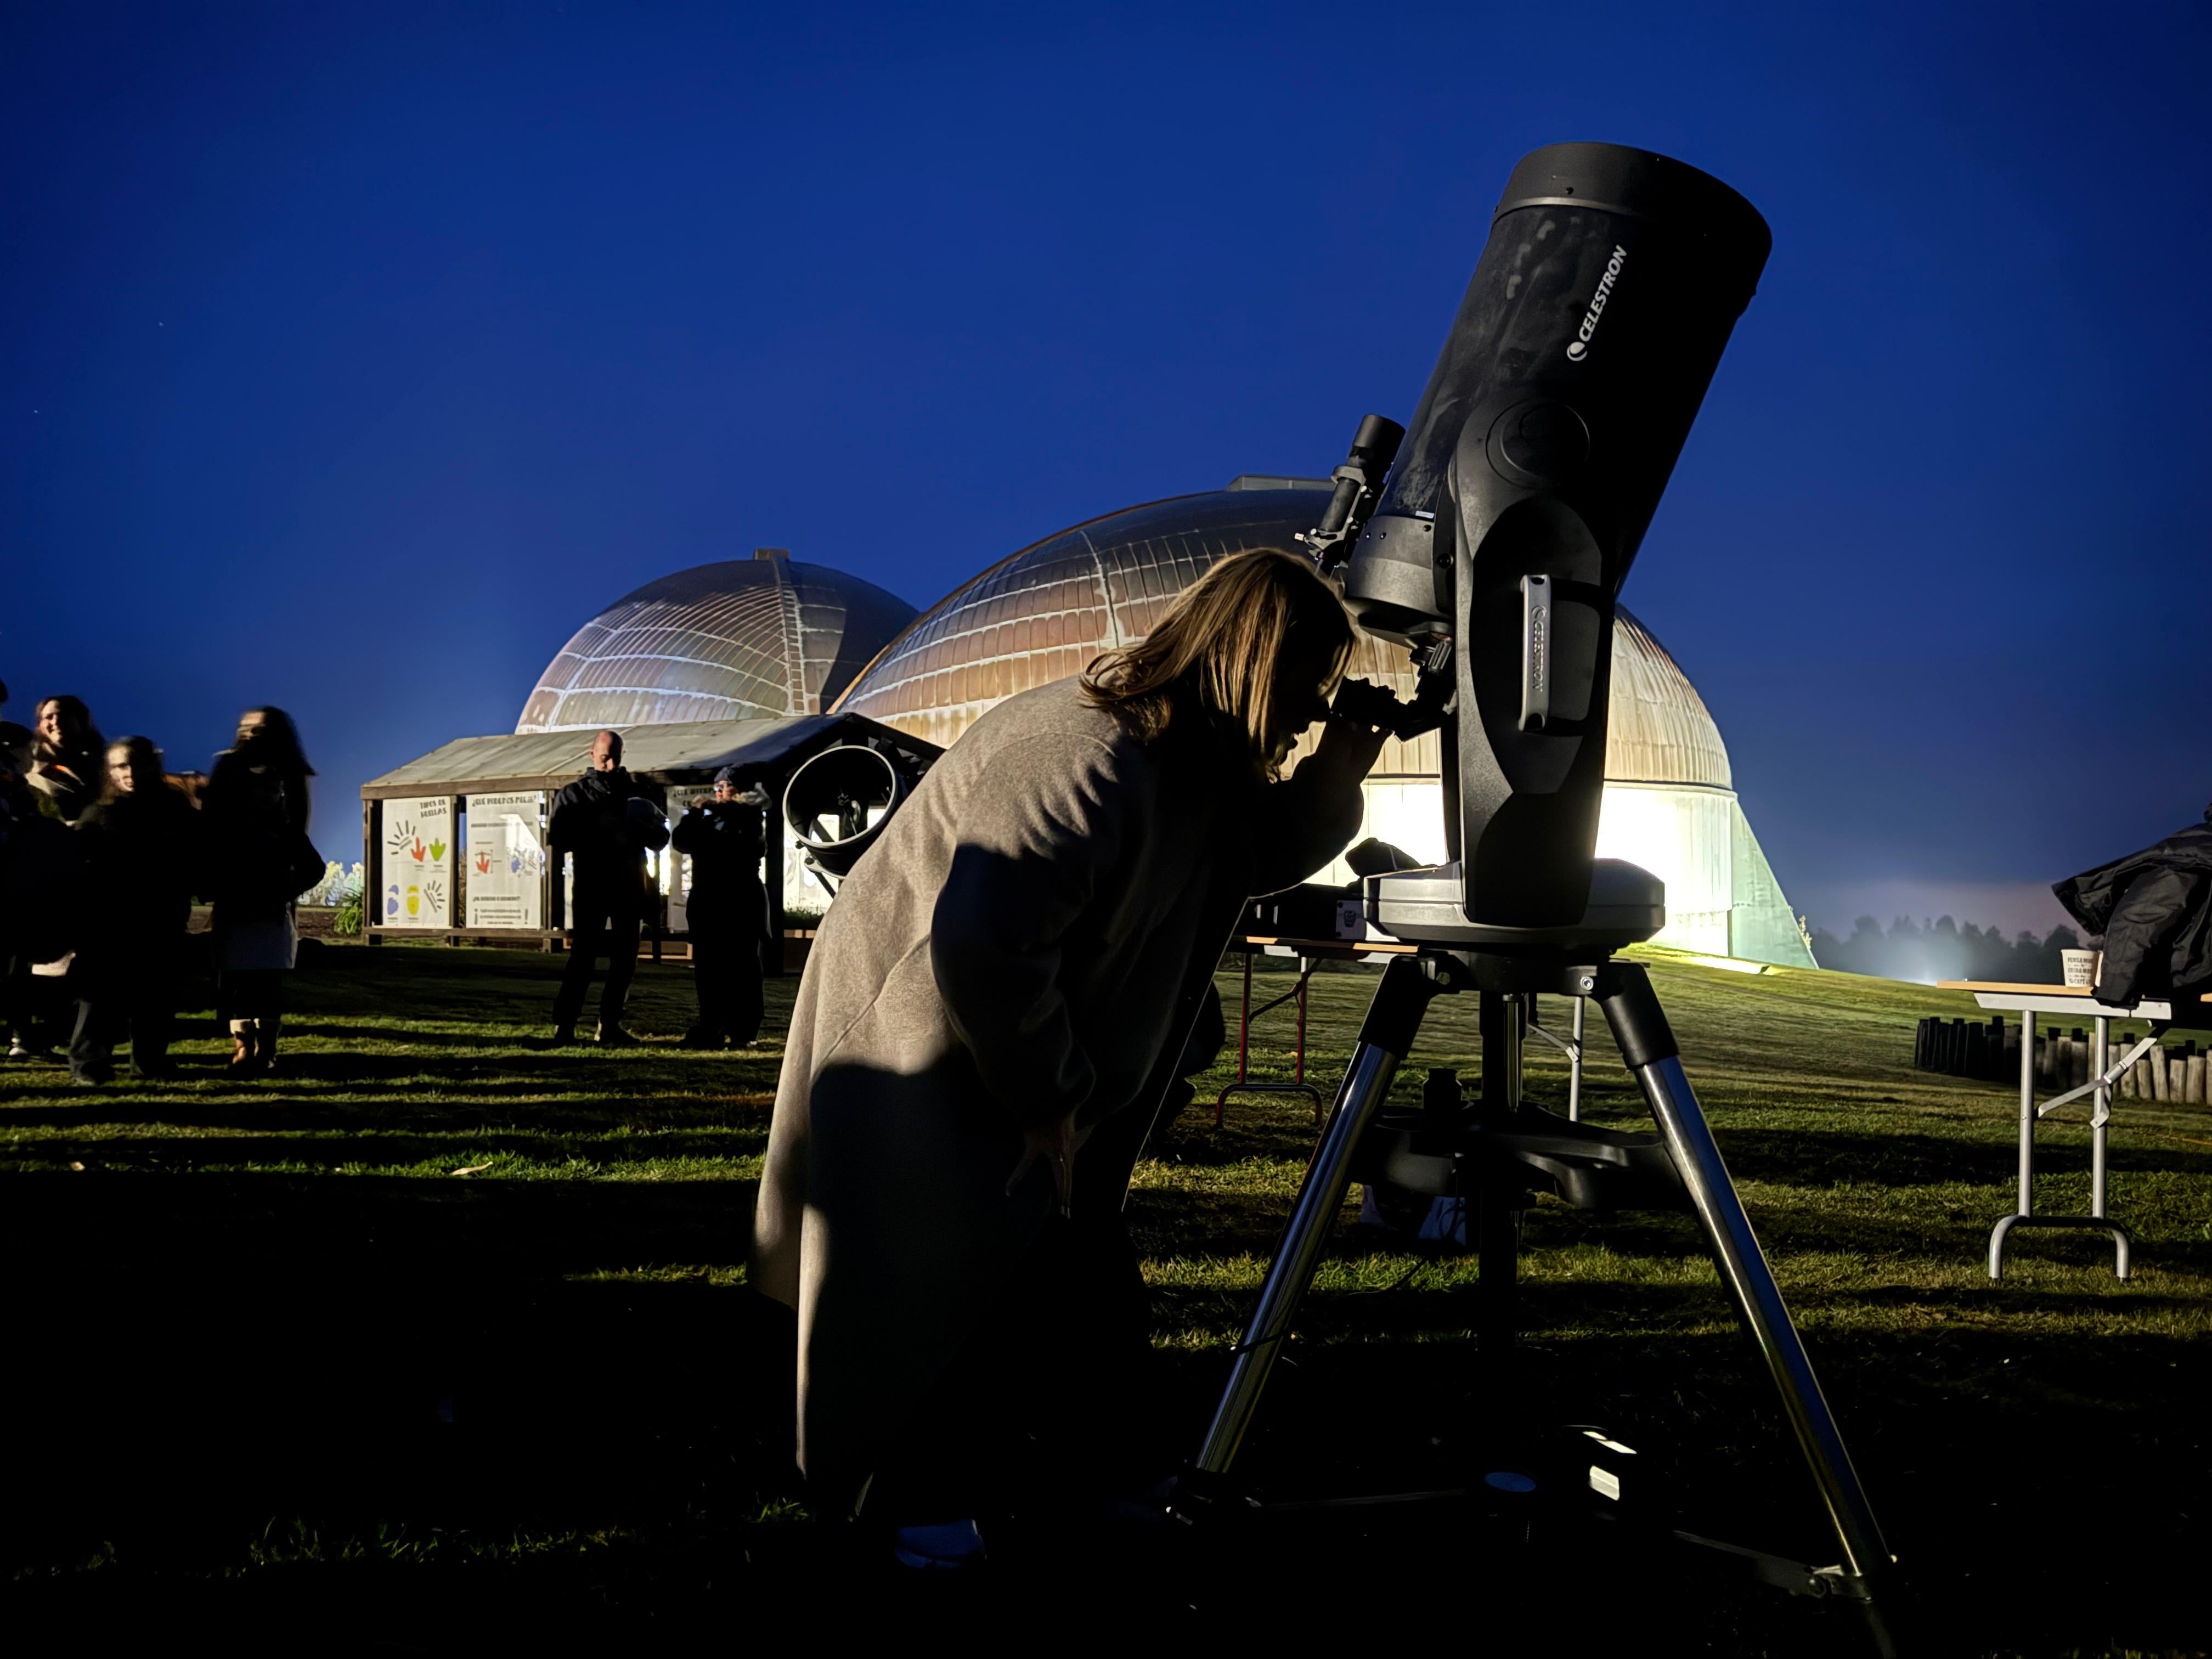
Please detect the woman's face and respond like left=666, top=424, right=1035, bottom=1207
left=237, top=711, right=268, bottom=748
left=108, top=746, right=140, bottom=795
left=37, top=701, right=73, bottom=747
left=1265, top=656, right=1338, bottom=767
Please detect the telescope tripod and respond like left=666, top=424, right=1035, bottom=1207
left=1171, top=949, right=1896, bottom=1645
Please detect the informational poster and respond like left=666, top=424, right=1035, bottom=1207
left=464, top=792, right=547, bottom=929
left=380, top=795, right=454, bottom=929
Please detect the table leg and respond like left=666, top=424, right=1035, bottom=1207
left=1294, top=968, right=1319, bottom=1126
left=1568, top=996, right=1585, bottom=1122
left=2091, top=1015, right=2109, bottom=1218
left=1990, top=1002, right=2037, bottom=1279
left=1214, top=949, right=1255, bottom=1130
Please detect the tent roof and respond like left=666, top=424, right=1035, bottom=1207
left=360, top=713, right=932, bottom=798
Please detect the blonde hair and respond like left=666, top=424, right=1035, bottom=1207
left=1079, top=549, right=1356, bottom=771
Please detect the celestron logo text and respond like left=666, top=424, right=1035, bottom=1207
left=1564, top=244, right=1628, bottom=361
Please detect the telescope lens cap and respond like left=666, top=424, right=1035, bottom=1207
left=1487, top=399, right=1590, bottom=490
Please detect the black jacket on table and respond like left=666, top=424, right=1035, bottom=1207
left=2054, top=810, right=2212, bottom=1007
left=549, top=768, right=667, bottom=918
left=671, top=799, right=768, bottom=927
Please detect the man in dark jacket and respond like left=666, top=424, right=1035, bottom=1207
left=2055, top=804, right=2212, bottom=1008
left=548, top=730, right=669, bottom=1045
left=672, top=764, right=770, bottom=1049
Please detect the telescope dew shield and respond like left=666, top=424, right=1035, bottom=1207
left=1343, top=143, right=1771, bottom=928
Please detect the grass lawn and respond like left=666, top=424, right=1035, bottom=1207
left=2, top=939, right=2208, bottom=1654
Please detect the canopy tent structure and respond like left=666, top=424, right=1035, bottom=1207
left=359, top=713, right=936, bottom=947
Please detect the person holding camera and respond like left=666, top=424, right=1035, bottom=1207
left=548, top=729, right=669, bottom=1046
left=753, top=549, right=1390, bottom=1556
left=672, top=765, right=769, bottom=1049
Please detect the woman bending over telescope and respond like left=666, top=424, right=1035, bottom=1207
left=753, top=548, right=1389, bottom=1554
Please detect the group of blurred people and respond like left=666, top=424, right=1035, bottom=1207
left=0, top=680, right=320, bottom=1084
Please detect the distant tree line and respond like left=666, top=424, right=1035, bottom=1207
left=1806, top=915, right=2084, bottom=986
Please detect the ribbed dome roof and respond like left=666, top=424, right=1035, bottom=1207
left=517, top=552, right=918, bottom=735
left=1609, top=608, right=1730, bottom=789
left=833, top=490, right=1732, bottom=791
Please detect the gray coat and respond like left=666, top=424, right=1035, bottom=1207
left=752, top=677, right=1374, bottom=1492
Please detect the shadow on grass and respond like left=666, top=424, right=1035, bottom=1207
left=0, top=1053, right=787, bottom=1107
left=21, top=1129, right=770, bottom=1169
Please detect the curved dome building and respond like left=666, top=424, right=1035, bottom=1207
left=836, top=487, right=1812, bottom=965
left=516, top=549, right=918, bottom=734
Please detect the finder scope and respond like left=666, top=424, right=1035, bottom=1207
left=1340, top=142, right=1770, bottom=931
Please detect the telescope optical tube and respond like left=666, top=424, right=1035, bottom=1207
left=1342, top=143, right=1771, bottom=928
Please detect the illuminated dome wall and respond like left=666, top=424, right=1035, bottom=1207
left=836, top=488, right=1813, bottom=966
left=517, top=550, right=918, bottom=735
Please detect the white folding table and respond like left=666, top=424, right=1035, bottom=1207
left=1937, top=980, right=2200, bottom=1279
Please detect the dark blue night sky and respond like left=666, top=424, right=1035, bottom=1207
left=5, top=2, right=2207, bottom=934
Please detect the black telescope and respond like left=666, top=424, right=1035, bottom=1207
left=1183, top=148, right=1897, bottom=1644
left=1339, top=142, right=1771, bottom=935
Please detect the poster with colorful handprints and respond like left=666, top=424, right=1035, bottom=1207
left=380, top=795, right=454, bottom=929
left=464, top=791, right=547, bottom=929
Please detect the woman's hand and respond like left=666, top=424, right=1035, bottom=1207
left=1006, top=1111, right=1079, bottom=1219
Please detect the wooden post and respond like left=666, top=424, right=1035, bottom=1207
left=453, top=793, right=467, bottom=940
left=2151, top=1044, right=2172, bottom=1102
left=765, top=797, right=787, bottom=978
left=2187, top=1052, right=2207, bottom=1107
left=362, top=797, right=380, bottom=946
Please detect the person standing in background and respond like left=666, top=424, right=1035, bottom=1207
left=6, top=694, right=104, bottom=1054
left=548, top=729, right=668, bottom=1046
left=27, top=695, right=106, bottom=823
left=0, top=680, right=32, bottom=776
left=202, top=708, right=315, bottom=1075
left=672, top=765, right=769, bottom=1049
left=69, top=738, right=201, bottom=1085
left=0, top=708, right=42, bottom=1058
left=1, top=765, right=83, bottom=1062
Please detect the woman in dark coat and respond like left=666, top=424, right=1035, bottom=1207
left=202, top=707, right=314, bottom=1074
left=5, top=695, right=104, bottom=1055
left=69, top=737, right=201, bottom=1084
left=2, top=769, right=84, bottom=1062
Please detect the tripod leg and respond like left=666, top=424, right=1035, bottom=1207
left=1186, top=955, right=1440, bottom=1479
left=1596, top=962, right=1893, bottom=1595
left=1474, top=992, right=1523, bottom=1371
